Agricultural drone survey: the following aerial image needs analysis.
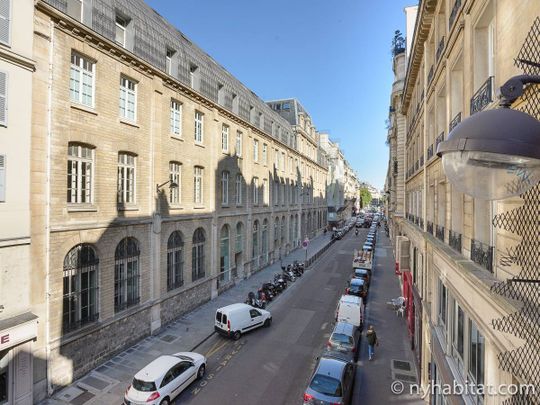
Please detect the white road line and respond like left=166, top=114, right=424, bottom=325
left=321, top=322, right=328, bottom=330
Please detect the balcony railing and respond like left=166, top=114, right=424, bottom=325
left=414, top=216, right=420, bottom=226
left=420, top=154, right=424, bottom=167
left=427, top=144, right=434, bottom=160
left=436, top=225, right=445, bottom=242
left=471, top=239, right=494, bottom=273
left=449, top=230, right=462, bottom=253
left=470, top=76, right=494, bottom=115
left=427, top=221, right=434, bottom=235
left=436, top=36, right=445, bottom=61
left=415, top=160, right=419, bottom=172
left=419, top=218, right=424, bottom=229
left=428, top=65, right=434, bottom=85
left=449, top=112, right=462, bottom=132
left=435, top=132, right=445, bottom=151
left=449, top=0, right=462, bottom=29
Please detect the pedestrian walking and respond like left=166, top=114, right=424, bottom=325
left=366, top=325, right=379, bottom=361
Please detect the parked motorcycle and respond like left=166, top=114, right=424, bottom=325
left=245, top=291, right=266, bottom=309
left=274, top=273, right=287, bottom=291
left=261, top=283, right=275, bottom=301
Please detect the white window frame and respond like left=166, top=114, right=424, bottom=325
left=0, top=0, right=11, bottom=46
left=169, top=162, right=181, bottom=204
left=0, top=154, right=6, bottom=202
left=194, top=166, right=203, bottom=204
left=117, top=153, right=136, bottom=204
left=262, top=143, right=267, bottom=165
left=253, top=177, right=259, bottom=205
left=165, top=49, right=175, bottom=75
left=235, top=174, right=242, bottom=205
left=170, top=99, right=182, bottom=137
left=67, top=144, right=94, bottom=204
left=221, top=171, right=229, bottom=205
left=263, top=178, right=268, bottom=206
left=119, top=76, right=137, bottom=122
left=194, top=111, right=204, bottom=144
left=236, top=131, right=242, bottom=157
left=115, top=15, right=127, bottom=47
left=70, top=52, right=95, bottom=108
left=221, top=124, right=229, bottom=153
left=253, top=139, right=259, bottom=162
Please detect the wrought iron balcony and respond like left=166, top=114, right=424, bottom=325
left=436, top=36, right=445, bottom=61
left=428, top=65, right=434, bottom=85
left=471, top=239, right=494, bottom=273
left=420, top=154, right=424, bottom=167
left=414, top=215, right=420, bottom=226
left=419, top=218, right=424, bottom=228
left=427, top=221, right=434, bottom=235
left=449, top=0, right=462, bottom=29
left=470, top=76, right=494, bottom=115
left=427, top=144, right=434, bottom=160
left=415, top=160, right=419, bottom=171
left=436, top=225, right=445, bottom=242
left=435, top=132, right=445, bottom=151
left=449, top=112, right=462, bottom=132
left=449, top=230, right=462, bottom=253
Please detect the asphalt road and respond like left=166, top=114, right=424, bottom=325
left=174, top=227, right=368, bottom=405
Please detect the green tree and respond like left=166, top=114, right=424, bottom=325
left=359, top=188, right=372, bottom=208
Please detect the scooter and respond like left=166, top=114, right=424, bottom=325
left=245, top=291, right=266, bottom=309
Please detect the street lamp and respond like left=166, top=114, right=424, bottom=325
left=437, top=75, right=540, bottom=200
left=156, top=180, right=178, bottom=194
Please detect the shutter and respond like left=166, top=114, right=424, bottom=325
left=0, top=0, right=10, bottom=45
left=0, top=71, right=6, bottom=126
left=0, top=154, right=5, bottom=202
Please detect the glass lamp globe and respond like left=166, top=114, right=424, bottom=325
left=437, top=108, right=540, bottom=200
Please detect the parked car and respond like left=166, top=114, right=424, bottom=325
left=124, top=352, right=206, bottom=405
left=353, top=268, right=370, bottom=287
left=326, top=321, right=361, bottom=361
left=215, top=303, right=272, bottom=340
left=303, top=351, right=355, bottom=405
left=336, top=295, right=364, bottom=329
left=346, top=278, right=367, bottom=299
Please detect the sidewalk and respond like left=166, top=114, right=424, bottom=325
left=353, top=230, right=424, bottom=404
left=43, top=233, right=334, bottom=405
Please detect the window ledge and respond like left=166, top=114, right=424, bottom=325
left=71, top=103, right=98, bottom=116
left=221, top=204, right=230, bottom=208
left=171, top=134, right=184, bottom=141
left=169, top=205, right=184, bottom=211
left=195, top=142, right=205, bottom=148
left=67, top=204, right=98, bottom=212
left=117, top=205, right=139, bottom=211
left=194, top=206, right=205, bottom=209
left=119, top=118, right=139, bottom=128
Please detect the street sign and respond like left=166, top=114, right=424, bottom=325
left=302, top=238, right=310, bottom=249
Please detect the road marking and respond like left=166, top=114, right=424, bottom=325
left=204, top=339, right=229, bottom=358
left=321, top=322, right=327, bottom=330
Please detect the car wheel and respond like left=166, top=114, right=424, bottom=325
left=197, top=364, right=206, bottom=379
left=264, top=318, right=272, bottom=327
left=160, top=398, right=170, bottom=405
left=232, top=331, right=241, bottom=340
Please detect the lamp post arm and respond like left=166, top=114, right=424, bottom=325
left=499, top=74, right=540, bottom=107
left=156, top=180, right=171, bottom=193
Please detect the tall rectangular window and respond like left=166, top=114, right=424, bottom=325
left=169, top=162, right=181, bottom=204
left=115, top=15, right=127, bottom=47
left=194, top=166, right=203, bottom=204
left=262, top=144, right=267, bottom=164
left=67, top=144, right=93, bottom=204
left=0, top=0, right=10, bottom=45
left=263, top=179, right=268, bottom=205
left=119, top=76, right=136, bottom=121
left=165, top=49, right=175, bottom=75
left=0, top=154, right=4, bottom=202
left=438, top=280, right=447, bottom=330
left=253, top=139, right=259, bottom=162
left=221, top=171, right=229, bottom=205
left=453, top=301, right=465, bottom=365
left=117, top=153, right=136, bottom=204
left=235, top=174, right=242, bottom=205
left=281, top=152, right=286, bottom=171
left=221, top=124, right=229, bottom=152
left=194, top=111, right=204, bottom=143
left=253, top=177, right=259, bottom=205
left=469, top=320, right=485, bottom=403
left=236, top=131, right=242, bottom=157
left=70, top=53, right=94, bottom=107
left=0, top=71, right=6, bottom=126
left=170, top=100, right=182, bottom=136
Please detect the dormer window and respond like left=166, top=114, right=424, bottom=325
left=166, top=49, right=175, bottom=75
left=115, top=15, right=128, bottom=47
left=190, top=64, right=200, bottom=91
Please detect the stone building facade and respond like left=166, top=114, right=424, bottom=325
left=387, top=0, right=540, bottom=404
left=30, top=0, right=328, bottom=398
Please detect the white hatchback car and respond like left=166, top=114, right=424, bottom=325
left=124, top=352, right=206, bottom=405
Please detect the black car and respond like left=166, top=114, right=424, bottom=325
left=346, top=278, right=367, bottom=299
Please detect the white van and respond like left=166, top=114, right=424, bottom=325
left=336, top=295, right=364, bottom=329
left=215, top=303, right=272, bottom=340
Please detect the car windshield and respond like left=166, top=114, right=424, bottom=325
left=331, top=333, right=353, bottom=346
left=309, top=374, right=342, bottom=397
left=350, top=284, right=361, bottom=292
left=174, top=354, right=193, bottom=361
left=132, top=378, right=157, bottom=392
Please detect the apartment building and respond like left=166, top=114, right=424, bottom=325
left=28, top=0, right=328, bottom=398
left=386, top=0, right=540, bottom=404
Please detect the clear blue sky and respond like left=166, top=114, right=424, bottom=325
left=146, top=0, right=416, bottom=190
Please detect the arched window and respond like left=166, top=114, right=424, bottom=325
left=221, top=171, right=229, bottom=205
left=114, top=237, right=140, bottom=312
left=235, top=222, right=244, bottom=253
left=192, top=228, right=206, bottom=281
left=63, top=244, right=99, bottom=332
left=167, top=231, right=184, bottom=291
left=252, top=220, right=259, bottom=268
left=220, top=225, right=230, bottom=282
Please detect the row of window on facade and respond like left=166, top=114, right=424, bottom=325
left=68, top=143, right=317, bottom=207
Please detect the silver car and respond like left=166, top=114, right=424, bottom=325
left=327, top=322, right=360, bottom=361
left=303, top=352, right=355, bottom=405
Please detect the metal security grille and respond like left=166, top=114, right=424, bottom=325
left=491, top=17, right=540, bottom=405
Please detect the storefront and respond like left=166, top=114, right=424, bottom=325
left=0, top=313, right=38, bottom=405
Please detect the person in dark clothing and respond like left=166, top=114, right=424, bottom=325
left=366, top=325, right=378, bottom=360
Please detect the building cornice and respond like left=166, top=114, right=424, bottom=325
left=0, top=47, right=36, bottom=72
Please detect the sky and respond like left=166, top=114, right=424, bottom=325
left=146, top=0, right=416, bottom=190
